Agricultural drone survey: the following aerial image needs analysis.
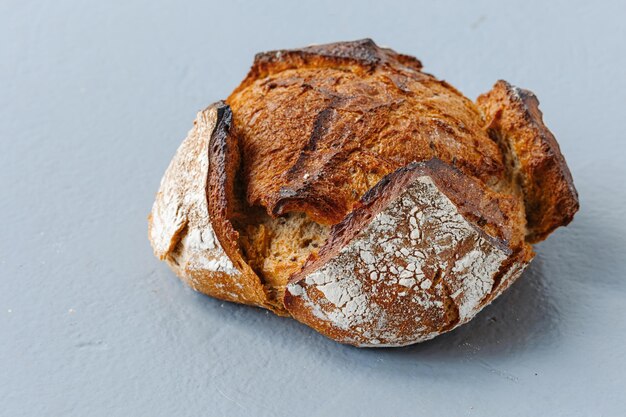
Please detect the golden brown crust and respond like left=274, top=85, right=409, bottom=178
left=476, top=80, right=579, bottom=242
left=227, top=39, right=504, bottom=225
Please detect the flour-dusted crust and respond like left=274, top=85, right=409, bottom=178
left=476, top=80, right=579, bottom=242
left=285, top=161, right=533, bottom=347
left=148, top=102, right=268, bottom=308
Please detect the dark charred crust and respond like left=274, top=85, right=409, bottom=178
left=207, top=101, right=232, bottom=212
left=432, top=118, right=458, bottom=137
left=304, top=106, right=337, bottom=152
left=296, top=39, right=383, bottom=68
left=208, top=103, right=295, bottom=312
left=394, top=53, right=424, bottom=72
left=282, top=105, right=340, bottom=183
left=207, top=102, right=242, bottom=261
left=236, top=39, right=423, bottom=95
left=288, top=159, right=516, bottom=284
left=207, top=101, right=232, bottom=219
left=209, top=103, right=258, bottom=271
left=256, top=38, right=399, bottom=71
left=214, top=102, right=230, bottom=130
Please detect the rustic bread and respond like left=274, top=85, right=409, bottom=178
left=148, top=39, right=578, bottom=346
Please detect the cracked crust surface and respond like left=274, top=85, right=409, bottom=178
left=285, top=161, right=533, bottom=346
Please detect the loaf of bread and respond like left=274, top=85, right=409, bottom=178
left=149, top=39, right=578, bottom=347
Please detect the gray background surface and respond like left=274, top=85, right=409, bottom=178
left=2, top=0, right=625, bottom=416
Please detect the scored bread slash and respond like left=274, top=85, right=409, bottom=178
left=148, top=102, right=270, bottom=310
left=285, top=160, right=533, bottom=347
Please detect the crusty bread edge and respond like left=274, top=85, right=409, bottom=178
left=477, top=80, right=579, bottom=242
left=148, top=102, right=273, bottom=310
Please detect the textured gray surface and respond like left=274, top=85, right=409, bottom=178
left=1, top=0, right=625, bottom=416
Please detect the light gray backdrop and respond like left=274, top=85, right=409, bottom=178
left=2, top=0, right=625, bottom=416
